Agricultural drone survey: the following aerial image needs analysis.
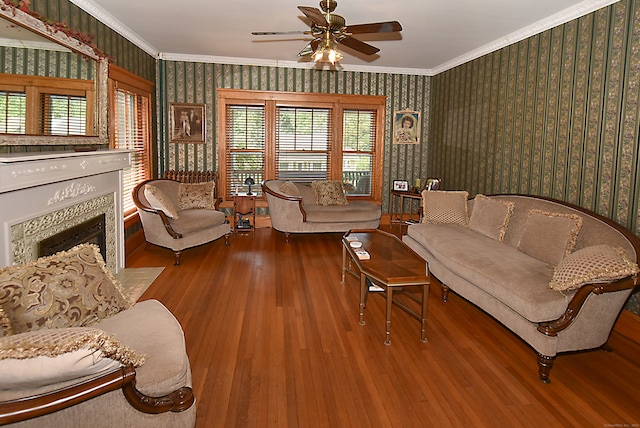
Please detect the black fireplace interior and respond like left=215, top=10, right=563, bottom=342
left=38, top=214, right=107, bottom=261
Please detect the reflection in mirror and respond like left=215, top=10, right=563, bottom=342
left=0, top=7, right=107, bottom=147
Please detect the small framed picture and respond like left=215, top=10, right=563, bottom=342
left=170, top=103, right=206, bottom=143
left=393, top=180, right=409, bottom=191
left=393, top=109, right=421, bottom=144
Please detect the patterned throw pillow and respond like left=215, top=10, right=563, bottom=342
left=468, top=195, right=515, bottom=242
left=421, top=190, right=469, bottom=226
left=0, top=244, right=131, bottom=334
left=0, top=327, right=147, bottom=389
left=279, top=181, right=300, bottom=197
left=311, top=180, right=348, bottom=206
left=178, top=181, right=216, bottom=210
left=0, top=308, right=12, bottom=338
left=550, top=245, right=640, bottom=291
left=144, top=184, right=180, bottom=219
left=517, top=209, right=583, bottom=266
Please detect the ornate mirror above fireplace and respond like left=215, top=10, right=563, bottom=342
left=0, top=6, right=107, bottom=147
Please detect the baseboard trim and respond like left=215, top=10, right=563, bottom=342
left=614, top=310, right=640, bottom=345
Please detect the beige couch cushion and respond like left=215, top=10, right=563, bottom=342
left=304, top=201, right=381, bottom=223
left=0, top=327, right=146, bottom=389
left=550, top=245, right=640, bottom=291
left=422, top=190, right=469, bottom=226
left=279, top=181, right=300, bottom=196
left=468, top=195, right=515, bottom=242
left=145, top=184, right=180, bottom=219
left=169, top=209, right=227, bottom=235
left=517, top=209, right=583, bottom=266
left=0, top=244, right=131, bottom=334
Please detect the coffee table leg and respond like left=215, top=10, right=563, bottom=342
left=341, top=245, right=347, bottom=285
left=385, top=287, right=393, bottom=345
left=359, top=274, right=366, bottom=326
left=421, top=283, right=429, bottom=343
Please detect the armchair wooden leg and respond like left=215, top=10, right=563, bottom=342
left=537, top=353, right=555, bottom=384
left=601, top=343, right=612, bottom=352
left=224, top=233, right=230, bottom=246
left=173, top=250, right=182, bottom=266
left=284, top=232, right=290, bottom=243
left=441, top=284, right=450, bottom=302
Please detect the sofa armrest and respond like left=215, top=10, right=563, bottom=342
left=132, top=180, right=182, bottom=239
left=262, top=182, right=308, bottom=221
left=537, top=276, right=638, bottom=337
left=0, top=365, right=195, bottom=425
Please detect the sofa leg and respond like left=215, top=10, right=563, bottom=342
left=224, top=233, right=231, bottom=246
left=601, top=343, right=612, bottom=352
left=441, top=284, right=450, bottom=302
left=537, top=353, right=555, bottom=384
left=284, top=232, right=290, bottom=243
left=173, top=251, right=182, bottom=266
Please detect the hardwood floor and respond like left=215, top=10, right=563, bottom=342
left=126, top=227, right=640, bottom=428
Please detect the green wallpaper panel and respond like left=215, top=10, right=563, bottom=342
left=429, top=0, right=640, bottom=314
left=157, top=61, right=431, bottom=213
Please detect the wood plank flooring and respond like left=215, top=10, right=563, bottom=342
left=126, top=227, right=640, bottom=428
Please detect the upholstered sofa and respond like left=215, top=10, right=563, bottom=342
left=402, top=192, right=640, bottom=383
left=0, top=244, right=195, bottom=426
left=262, top=179, right=381, bottom=242
left=133, top=178, right=230, bottom=265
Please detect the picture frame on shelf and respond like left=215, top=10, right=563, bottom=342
left=393, top=180, right=409, bottom=191
left=170, top=103, right=206, bottom=143
left=392, top=109, right=421, bottom=144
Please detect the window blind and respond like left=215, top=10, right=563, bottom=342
left=40, top=94, right=87, bottom=136
left=226, top=105, right=265, bottom=196
left=113, top=88, right=150, bottom=215
left=0, top=91, right=26, bottom=134
left=342, top=109, right=376, bottom=196
left=276, top=106, right=331, bottom=182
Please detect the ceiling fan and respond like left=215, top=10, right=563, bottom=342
left=251, top=0, right=402, bottom=65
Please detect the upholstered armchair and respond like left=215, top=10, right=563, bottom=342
left=133, top=177, right=230, bottom=265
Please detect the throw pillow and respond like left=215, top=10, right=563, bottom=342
left=279, top=181, right=300, bottom=197
left=468, top=195, right=515, bottom=242
left=0, top=327, right=147, bottom=389
left=0, top=308, right=12, bottom=337
left=550, top=245, right=640, bottom=291
left=0, top=243, right=131, bottom=334
left=178, top=181, right=216, bottom=210
left=421, top=190, right=469, bottom=226
left=144, top=184, right=180, bottom=219
left=517, top=209, right=583, bottom=266
left=311, top=180, right=348, bottom=206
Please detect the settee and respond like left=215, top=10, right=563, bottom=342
left=262, top=179, right=381, bottom=242
left=402, top=192, right=640, bottom=383
left=133, top=177, right=230, bottom=265
left=0, top=244, right=195, bottom=427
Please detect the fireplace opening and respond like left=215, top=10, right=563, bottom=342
left=38, top=214, right=107, bottom=261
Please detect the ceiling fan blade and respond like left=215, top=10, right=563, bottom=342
left=298, top=6, right=328, bottom=27
left=337, top=36, right=379, bottom=55
left=252, top=31, right=307, bottom=35
left=298, top=38, right=322, bottom=57
left=347, top=21, right=402, bottom=34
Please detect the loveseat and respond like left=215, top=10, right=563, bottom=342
left=0, top=244, right=195, bottom=426
left=263, top=179, right=381, bottom=242
left=402, top=192, right=640, bottom=383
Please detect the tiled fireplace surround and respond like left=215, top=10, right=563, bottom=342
left=0, top=150, right=130, bottom=274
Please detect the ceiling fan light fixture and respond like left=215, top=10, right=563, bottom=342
left=313, top=35, right=343, bottom=64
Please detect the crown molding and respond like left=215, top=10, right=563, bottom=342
left=68, top=0, right=159, bottom=57
left=70, top=0, right=619, bottom=76
left=430, top=0, right=621, bottom=75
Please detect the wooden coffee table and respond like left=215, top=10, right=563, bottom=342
left=341, top=229, right=430, bottom=345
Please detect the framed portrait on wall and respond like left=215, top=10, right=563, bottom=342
left=170, top=103, right=206, bottom=143
left=393, top=109, right=420, bottom=144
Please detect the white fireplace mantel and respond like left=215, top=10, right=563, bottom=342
left=0, top=150, right=131, bottom=272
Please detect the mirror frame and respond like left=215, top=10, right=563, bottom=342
left=0, top=6, right=107, bottom=146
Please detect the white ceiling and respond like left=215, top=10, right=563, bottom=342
left=71, top=0, right=619, bottom=74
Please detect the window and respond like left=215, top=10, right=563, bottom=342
left=109, top=65, right=153, bottom=217
left=218, top=89, right=386, bottom=201
left=0, top=74, right=94, bottom=136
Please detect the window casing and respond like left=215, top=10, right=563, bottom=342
left=218, top=89, right=386, bottom=201
left=0, top=74, right=94, bottom=136
left=109, top=65, right=153, bottom=218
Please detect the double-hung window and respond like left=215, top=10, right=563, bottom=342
left=109, top=65, right=153, bottom=218
left=218, top=89, right=385, bottom=201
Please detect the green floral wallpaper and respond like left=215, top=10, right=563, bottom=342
left=157, top=61, right=431, bottom=212
left=428, top=0, right=640, bottom=314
